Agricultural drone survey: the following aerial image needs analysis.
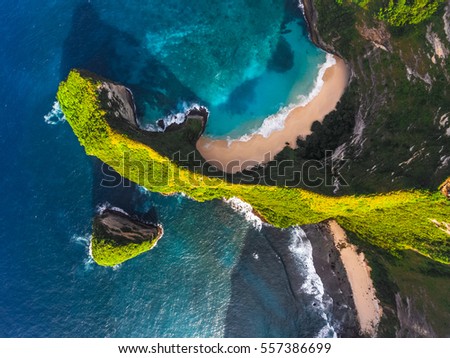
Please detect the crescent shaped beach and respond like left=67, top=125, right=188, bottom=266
left=197, top=56, right=350, bottom=173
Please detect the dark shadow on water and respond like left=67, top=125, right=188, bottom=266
left=215, top=0, right=304, bottom=116
left=283, top=0, right=308, bottom=25
left=60, top=3, right=137, bottom=80
left=267, top=36, right=294, bottom=73
left=266, top=0, right=306, bottom=74
left=60, top=3, right=202, bottom=121
left=224, top=226, right=330, bottom=338
left=217, top=77, right=258, bottom=115
left=60, top=3, right=206, bottom=215
left=91, top=158, right=159, bottom=223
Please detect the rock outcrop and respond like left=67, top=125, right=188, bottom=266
left=301, top=0, right=337, bottom=55
left=440, top=177, right=450, bottom=199
left=91, top=209, right=163, bottom=267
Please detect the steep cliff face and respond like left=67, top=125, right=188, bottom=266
left=300, top=0, right=450, bottom=338
left=88, top=70, right=209, bottom=167
left=301, top=0, right=450, bottom=194
left=301, top=0, right=338, bottom=54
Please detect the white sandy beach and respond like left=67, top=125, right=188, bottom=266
left=327, top=220, right=382, bottom=337
left=196, top=56, right=350, bottom=173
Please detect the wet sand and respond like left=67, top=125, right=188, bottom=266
left=196, top=56, right=349, bottom=173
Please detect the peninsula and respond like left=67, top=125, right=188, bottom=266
left=56, top=70, right=449, bottom=265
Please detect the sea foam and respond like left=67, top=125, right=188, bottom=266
left=71, top=233, right=96, bottom=271
left=70, top=233, right=91, bottom=247
left=288, top=226, right=336, bottom=338
left=224, top=197, right=263, bottom=231
left=44, top=101, right=66, bottom=125
left=141, top=53, right=334, bottom=141
left=142, top=102, right=206, bottom=132
left=223, top=198, right=336, bottom=339
left=226, top=53, right=336, bottom=144
left=96, top=202, right=130, bottom=216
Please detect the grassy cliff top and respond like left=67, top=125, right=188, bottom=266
left=57, top=70, right=450, bottom=264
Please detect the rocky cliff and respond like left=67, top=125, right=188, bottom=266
left=91, top=209, right=163, bottom=266
left=300, top=0, right=450, bottom=194
left=299, top=0, right=450, bottom=338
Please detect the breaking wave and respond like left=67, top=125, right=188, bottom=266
left=224, top=197, right=263, bottom=231
left=141, top=102, right=206, bottom=132
left=44, top=101, right=65, bottom=125
left=229, top=53, right=336, bottom=143
left=287, top=226, right=336, bottom=338
left=96, top=202, right=130, bottom=216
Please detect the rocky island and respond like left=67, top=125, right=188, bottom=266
left=92, top=209, right=163, bottom=267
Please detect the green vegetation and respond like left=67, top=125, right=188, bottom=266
left=295, top=84, right=358, bottom=160
left=387, top=250, right=450, bottom=336
left=90, top=211, right=163, bottom=267
left=348, top=232, right=450, bottom=336
left=302, top=0, right=450, bottom=194
left=337, top=0, right=445, bottom=26
left=57, top=70, right=450, bottom=264
left=298, top=2, right=450, bottom=334
left=91, top=236, right=158, bottom=267
left=378, top=0, right=445, bottom=26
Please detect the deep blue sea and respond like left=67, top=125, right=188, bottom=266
left=0, top=0, right=335, bottom=337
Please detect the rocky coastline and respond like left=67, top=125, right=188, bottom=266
left=304, top=223, right=362, bottom=337
left=300, top=0, right=338, bottom=55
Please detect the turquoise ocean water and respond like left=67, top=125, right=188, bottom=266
left=0, top=0, right=335, bottom=337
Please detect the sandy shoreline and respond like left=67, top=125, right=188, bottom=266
left=327, top=220, right=382, bottom=336
left=196, top=55, right=350, bottom=173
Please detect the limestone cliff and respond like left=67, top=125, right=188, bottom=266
left=300, top=0, right=450, bottom=193
left=299, top=0, right=450, bottom=338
